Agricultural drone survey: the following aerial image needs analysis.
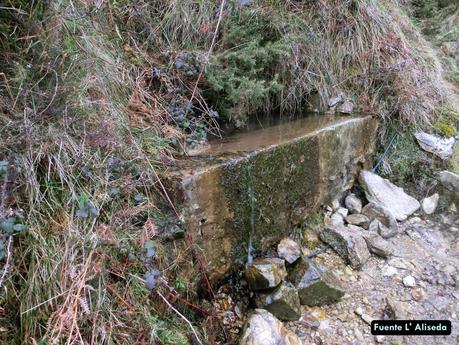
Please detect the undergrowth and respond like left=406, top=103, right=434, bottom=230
left=0, top=0, right=458, bottom=344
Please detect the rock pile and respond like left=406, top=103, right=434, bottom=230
left=241, top=236, right=346, bottom=344
left=321, top=170, right=431, bottom=269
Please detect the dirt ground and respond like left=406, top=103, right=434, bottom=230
left=287, top=213, right=459, bottom=345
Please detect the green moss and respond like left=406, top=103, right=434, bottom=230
left=220, top=136, right=320, bottom=264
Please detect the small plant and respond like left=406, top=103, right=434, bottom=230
left=75, top=192, right=99, bottom=218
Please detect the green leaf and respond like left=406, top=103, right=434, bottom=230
left=13, top=223, right=28, bottom=233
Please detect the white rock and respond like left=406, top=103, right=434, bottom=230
left=439, top=171, right=459, bottom=198
left=345, top=194, right=362, bottom=214
left=415, top=131, right=455, bottom=160
left=382, top=265, right=398, bottom=277
left=359, top=171, right=420, bottom=221
left=239, top=309, right=302, bottom=345
left=403, top=275, right=416, bottom=287
left=421, top=193, right=439, bottom=215
left=337, top=99, right=354, bottom=114
left=337, top=207, right=349, bottom=218
left=277, top=239, right=302, bottom=264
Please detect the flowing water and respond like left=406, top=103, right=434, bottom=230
left=188, top=115, right=353, bottom=157
left=246, top=159, right=255, bottom=265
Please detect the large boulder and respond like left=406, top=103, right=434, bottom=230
left=288, top=259, right=345, bottom=306
left=277, top=239, right=302, bottom=264
left=359, top=171, right=420, bottom=221
left=319, top=225, right=370, bottom=269
left=245, top=258, right=287, bottom=291
left=439, top=171, right=459, bottom=198
left=239, top=309, right=302, bottom=345
left=361, top=202, right=399, bottom=238
left=254, top=282, right=301, bottom=321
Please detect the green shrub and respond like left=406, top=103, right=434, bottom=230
left=204, top=5, right=290, bottom=125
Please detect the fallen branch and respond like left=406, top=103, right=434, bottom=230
left=156, top=290, right=203, bottom=345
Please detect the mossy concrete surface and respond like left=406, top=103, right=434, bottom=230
left=166, top=115, right=379, bottom=284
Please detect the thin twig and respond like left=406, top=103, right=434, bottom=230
left=156, top=290, right=203, bottom=345
left=0, top=236, right=13, bottom=290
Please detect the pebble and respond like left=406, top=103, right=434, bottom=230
left=403, top=275, right=416, bottom=287
left=382, top=265, right=398, bottom=277
left=411, top=288, right=425, bottom=301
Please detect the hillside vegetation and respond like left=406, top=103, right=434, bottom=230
left=0, top=0, right=458, bottom=344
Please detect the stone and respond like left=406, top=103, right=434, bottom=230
left=439, top=171, right=459, bottom=198
left=245, top=258, right=287, bottom=291
left=362, top=232, right=392, bottom=257
left=239, top=309, right=302, bottom=345
left=336, top=207, right=349, bottom=218
left=360, top=313, right=374, bottom=325
left=331, top=199, right=341, bottom=211
left=289, top=260, right=345, bottom=306
left=319, top=225, right=370, bottom=269
left=344, top=194, right=362, bottom=214
left=421, top=193, right=439, bottom=215
left=361, top=203, right=399, bottom=238
left=411, top=288, right=425, bottom=301
left=382, top=265, right=398, bottom=277
left=402, top=275, right=416, bottom=287
left=277, top=239, right=302, bottom=264
left=337, top=99, right=354, bottom=114
left=328, top=94, right=343, bottom=108
left=385, top=297, right=406, bottom=320
left=415, top=131, right=455, bottom=160
left=254, top=282, right=301, bottom=321
left=345, top=214, right=370, bottom=228
left=327, top=212, right=344, bottom=227
left=359, top=171, right=420, bottom=221
left=368, top=219, right=379, bottom=232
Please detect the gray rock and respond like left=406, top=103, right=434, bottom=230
left=239, top=309, right=302, bottom=345
left=327, top=212, right=345, bottom=227
left=328, top=94, right=342, bottom=108
left=361, top=203, right=399, bottom=238
left=359, top=171, right=420, bottom=221
left=336, top=207, right=349, bottom=218
left=288, top=259, right=345, bottom=306
left=345, top=214, right=370, bottom=228
left=421, top=193, right=439, bottom=215
left=331, top=199, right=341, bottom=211
left=254, top=282, right=301, bottom=321
left=337, top=99, right=354, bottom=114
left=403, top=275, right=416, bottom=287
left=319, top=225, right=370, bottom=269
left=345, top=194, right=362, bottom=214
left=368, top=219, right=379, bottom=232
left=245, top=258, right=287, bottom=291
left=362, top=233, right=392, bottom=257
left=439, top=171, right=459, bottom=198
left=385, top=297, right=407, bottom=320
left=277, top=239, right=302, bottom=264
left=415, top=131, right=454, bottom=160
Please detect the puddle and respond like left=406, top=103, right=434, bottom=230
left=189, top=115, right=356, bottom=156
